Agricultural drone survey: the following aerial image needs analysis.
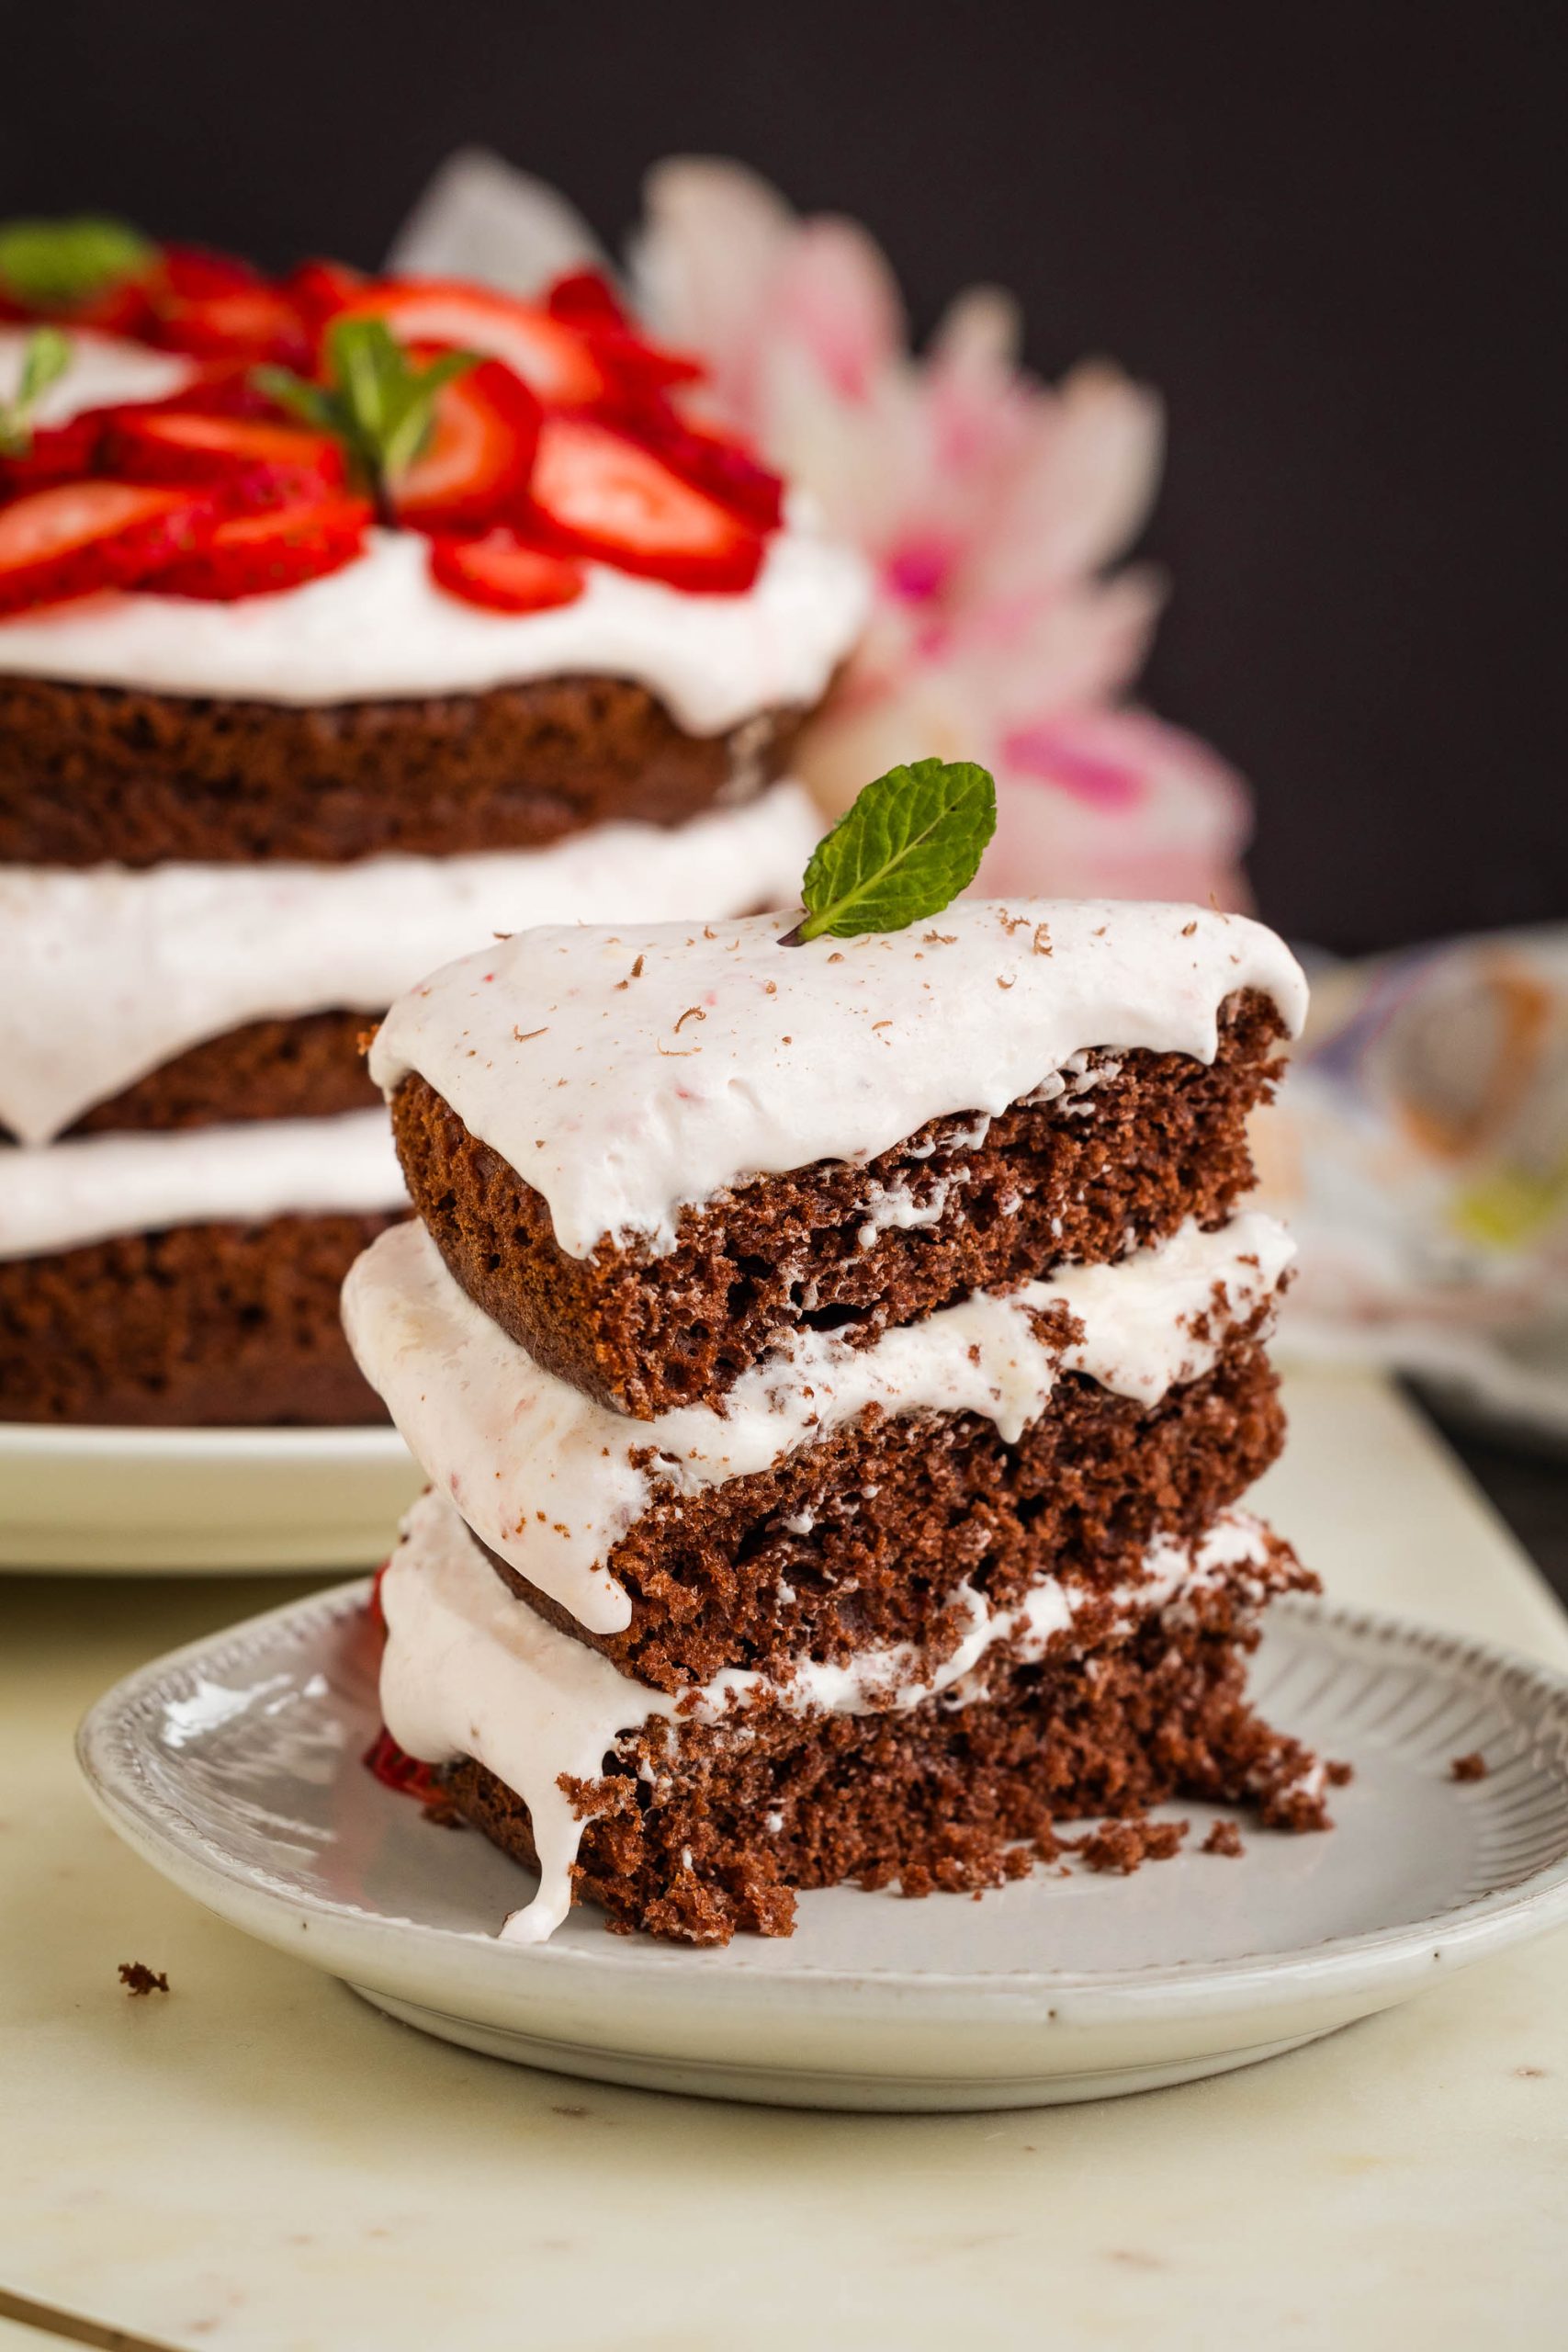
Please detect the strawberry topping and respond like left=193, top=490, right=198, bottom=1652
left=0, top=479, right=216, bottom=616
left=428, top=528, right=585, bottom=614
left=152, top=284, right=311, bottom=368
left=0, top=413, right=105, bottom=502
left=391, top=357, right=541, bottom=531
left=363, top=1725, right=448, bottom=1805
left=336, top=279, right=608, bottom=406
left=524, top=414, right=764, bottom=592
left=147, top=495, right=371, bottom=600
left=103, top=409, right=347, bottom=513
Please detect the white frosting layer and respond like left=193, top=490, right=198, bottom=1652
left=344, top=1209, right=1293, bottom=1638
left=0, top=782, right=819, bottom=1146
left=0, top=324, right=196, bottom=423
left=0, top=1109, right=403, bottom=1260
left=0, top=515, right=870, bottom=727
left=369, top=899, right=1309, bottom=1261
left=379, top=1488, right=1285, bottom=1946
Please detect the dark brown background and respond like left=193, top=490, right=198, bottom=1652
left=1, top=0, right=1562, bottom=954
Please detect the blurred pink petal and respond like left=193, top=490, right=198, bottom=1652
left=631, top=156, right=1250, bottom=907
left=979, top=708, right=1254, bottom=908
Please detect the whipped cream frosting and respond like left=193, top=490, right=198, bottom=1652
left=379, top=1488, right=1289, bottom=1945
left=0, top=1109, right=403, bottom=1260
left=0, top=512, right=870, bottom=727
left=344, top=1209, right=1293, bottom=1637
left=0, top=324, right=196, bottom=423
left=369, top=899, right=1309, bottom=1260
left=0, top=782, right=818, bottom=1146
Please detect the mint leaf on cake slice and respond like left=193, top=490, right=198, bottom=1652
left=778, top=757, right=997, bottom=945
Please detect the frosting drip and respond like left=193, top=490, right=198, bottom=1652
left=0, top=781, right=818, bottom=1145
left=369, top=898, right=1309, bottom=1260
left=378, top=1488, right=1285, bottom=1946
left=343, top=1209, right=1294, bottom=1638
left=0, top=514, right=870, bottom=728
left=0, top=1109, right=404, bottom=1260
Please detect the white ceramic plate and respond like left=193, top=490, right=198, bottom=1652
left=78, top=1578, right=1568, bottom=2110
left=0, top=1422, right=422, bottom=1572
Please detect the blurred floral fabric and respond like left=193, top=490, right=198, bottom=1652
left=395, top=149, right=1253, bottom=908
left=1259, top=929, right=1568, bottom=1429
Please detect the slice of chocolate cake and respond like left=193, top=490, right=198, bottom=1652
left=346, top=873, right=1335, bottom=1946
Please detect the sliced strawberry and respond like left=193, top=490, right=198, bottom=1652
left=151, top=284, right=311, bottom=368
left=0, top=480, right=216, bottom=616
left=141, top=365, right=282, bottom=422
left=159, top=244, right=263, bottom=299
left=627, top=409, right=784, bottom=533
left=338, top=279, right=607, bottom=406
left=147, top=495, right=370, bottom=600
left=391, top=356, right=540, bottom=531
left=284, top=257, right=366, bottom=331
left=0, top=413, right=105, bottom=502
left=104, top=409, right=347, bottom=513
left=545, top=268, right=633, bottom=332
left=428, top=528, right=585, bottom=614
left=523, top=415, right=764, bottom=592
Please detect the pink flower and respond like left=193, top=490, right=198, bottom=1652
left=636, top=158, right=1252, bottom=906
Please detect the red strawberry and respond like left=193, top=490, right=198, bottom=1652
left=142, top=365, right=283, bottom=422
left=428, top=528, right=585, bottom=614
left=147, top=495, right=370, bottom=600
left=103, top=409, right=347, bottom=514
left=338, top=279, right=607, bottom=406
left=627, top=409, right=784, bottom=533
left=159, top=244, right=263, bottom=300
left=0, top=413, right=105, bottom=502
left=392, top=357, right=540, bottom=531
left=362, top=1725, right=446, bottom=1804
left=284, top=257, right=366, bottom=331
left=0, top=480, right=216, bottom=616
left=545, top=268, right=633, bottom=332
left=152, top=284, right=311, bottom=368
left=524, top=415, right=764, bottom=592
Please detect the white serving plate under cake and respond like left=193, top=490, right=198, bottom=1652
left=0, top=1420, right=422, bottom=1572
left=77, top=1572, right=1568, bottom=2110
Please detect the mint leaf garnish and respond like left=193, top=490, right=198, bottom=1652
left=780, top=758, right=998, bottom=946
left=0, top=326, right=73, bottom=458
left=0, top=216, right=154, bottom=308
left=255, top=317, right=478, bottom=523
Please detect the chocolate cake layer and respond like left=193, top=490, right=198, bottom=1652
left=445, top=1575, right=1327, bottom=1946
left=393, top=990, right=1286, bottom=1419
left=0, top=1012, right=375, bottom=1143
left=0, top=1209, right=395, bottom=1423
left=479, top=1335, right=1284, bottom=1690
left=0, top=674, right=801, bottom=866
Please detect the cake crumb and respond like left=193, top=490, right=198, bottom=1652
left=1201, top=1818, right=1245, bottom=1857
left=118, top=1962, right=169, bottom=1996
left=1075, top=1816, right=1188, bottom=1874
left=1450, top=1751, right=1489, bottom=1782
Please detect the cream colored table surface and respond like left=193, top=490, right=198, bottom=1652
left=3, top=1368, right=1566, bottom=2352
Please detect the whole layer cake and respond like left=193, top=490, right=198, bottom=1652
left=0, top=237, right=867, bottom=1423
left=345, top=894, right=1336, bottom=1944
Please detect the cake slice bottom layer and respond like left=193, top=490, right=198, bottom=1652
left=378, top=1491, right=1333, bottom=1948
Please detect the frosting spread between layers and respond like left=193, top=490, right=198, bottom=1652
left=0, top=1109, right=404, bottom=1260
left=368, top=899, right=1310, bottom=1260
left=343, top=1209, right=1294, bottom=1637
left=0, top=514, right=870, bottom=727
left=378, top=1487, right=1288, bottom=1946
left=0, top=781, right=819, bottom=1145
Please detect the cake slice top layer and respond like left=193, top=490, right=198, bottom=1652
left=369, top=899, right=1308, bottom=1261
